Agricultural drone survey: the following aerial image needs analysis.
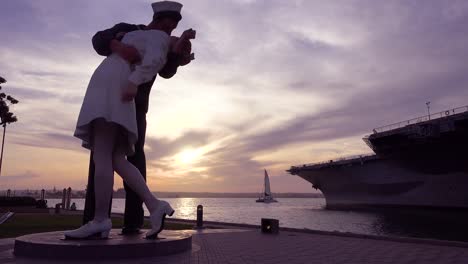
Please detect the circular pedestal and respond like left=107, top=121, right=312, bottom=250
left=14, top=229, right=192, bottom=260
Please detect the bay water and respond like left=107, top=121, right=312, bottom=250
left=47, top=197, right=468, bottom=242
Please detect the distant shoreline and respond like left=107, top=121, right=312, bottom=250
left=150, top=192, right=324, bottom=199
left=62, top=192, right=323, bottom=199
left=2, top=190, right=323, bottom=199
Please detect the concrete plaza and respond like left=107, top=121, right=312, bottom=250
left=1, top=226, right=468, bottom=264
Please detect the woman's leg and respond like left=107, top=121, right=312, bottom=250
left=92, top=119, right=117, bottom=221
left=64, top=119, right=115, bottom=239
left=112, top=140, right=159, bottom=213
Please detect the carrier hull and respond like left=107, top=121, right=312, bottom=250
left=291, top=157, right=468, bottom=209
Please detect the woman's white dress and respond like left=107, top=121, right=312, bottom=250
left=74, top=29, right=170, bottom=155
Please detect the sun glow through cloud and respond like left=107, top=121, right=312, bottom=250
left=177, top=148, right=203, bottom=164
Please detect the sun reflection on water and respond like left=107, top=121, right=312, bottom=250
left=175, top=197, right=197, bottom=219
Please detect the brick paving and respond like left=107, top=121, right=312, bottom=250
left=1, top=229, right=468, bottom=263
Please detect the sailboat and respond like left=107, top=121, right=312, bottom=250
left=256, top=169, right=278, bottom=203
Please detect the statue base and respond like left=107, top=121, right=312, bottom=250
left=14, top=229, right=192, bottom=260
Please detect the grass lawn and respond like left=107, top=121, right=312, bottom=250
left=0, top=213, right=194, bottom=239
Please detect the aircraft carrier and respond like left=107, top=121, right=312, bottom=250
left=288, top=106, right=468, bottom=210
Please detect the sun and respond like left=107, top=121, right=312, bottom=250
left=177, top=148, right=202, bottom=164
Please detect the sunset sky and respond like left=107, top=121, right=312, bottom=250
left=1, top=0, right=467, bottom=193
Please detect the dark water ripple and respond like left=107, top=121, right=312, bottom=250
left=47, top=198, right=468, bottom=242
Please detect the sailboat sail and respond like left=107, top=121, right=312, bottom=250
left=264, top=170, right=271, bottom=196
left=256, top=169, right=278, bottom=203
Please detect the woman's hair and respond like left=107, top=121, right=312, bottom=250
left=153, top=11, right=182, bottom=23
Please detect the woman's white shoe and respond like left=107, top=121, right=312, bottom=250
left=146, top=200, right=174, bottom=239
left=64, top=218, right=112, bottom=239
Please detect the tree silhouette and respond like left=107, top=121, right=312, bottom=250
left=0, top=76, right=19, bottom=177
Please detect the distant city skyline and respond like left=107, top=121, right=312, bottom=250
left=1, top=188, right=322, bottom=199
left=1, top=1, right=468, bottom=192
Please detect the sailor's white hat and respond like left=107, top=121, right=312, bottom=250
left=151, top=1, right=183, bottom=14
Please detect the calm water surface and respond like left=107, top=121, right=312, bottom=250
left=47, top=198, right=468, bottom=242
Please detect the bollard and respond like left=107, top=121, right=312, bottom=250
left=41, top=189, right=45, bottom=200
left=66, top=187, right=72, bottom=210
left=196, top=205, right=203, bottom=229
left=6, top=189, right=10, bottom=197
left=61, top=189, right=66, bottom=209
left=261, top=218, right=279, bottom=234
left=55, top=203, right=61, bottom=214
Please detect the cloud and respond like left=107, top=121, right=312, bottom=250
left=1, top=0, right=468, bottom=192
left=7, top=85, right=55, bottom=100
left=1, top=171, right=40, bottom=181
left=145, top=130, right=214, bottom=161
left=11, top=132, right=83, bottom=153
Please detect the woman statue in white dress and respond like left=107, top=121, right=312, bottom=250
left=66, top=1, right=195, bottom=239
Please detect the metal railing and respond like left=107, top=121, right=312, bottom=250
left=372, top=105, right=468, bottom=134
left=290, top=153, right=376, bottom=170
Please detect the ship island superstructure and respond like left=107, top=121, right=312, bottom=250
left=288, top=106, right=468, bottom=210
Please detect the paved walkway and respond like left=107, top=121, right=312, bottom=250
left=1, top=229, right=468, bottom=263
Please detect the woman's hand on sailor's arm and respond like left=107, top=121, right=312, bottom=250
left=171, top=29, right=196, bottom=67
left=172, top=29, right=196, bottom=55
left=180, top=28, right=196, bottom=41
left=121, top=81, right=138, bottom=102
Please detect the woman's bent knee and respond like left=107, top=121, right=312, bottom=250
left=112, top=152, right=127, bottom=168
